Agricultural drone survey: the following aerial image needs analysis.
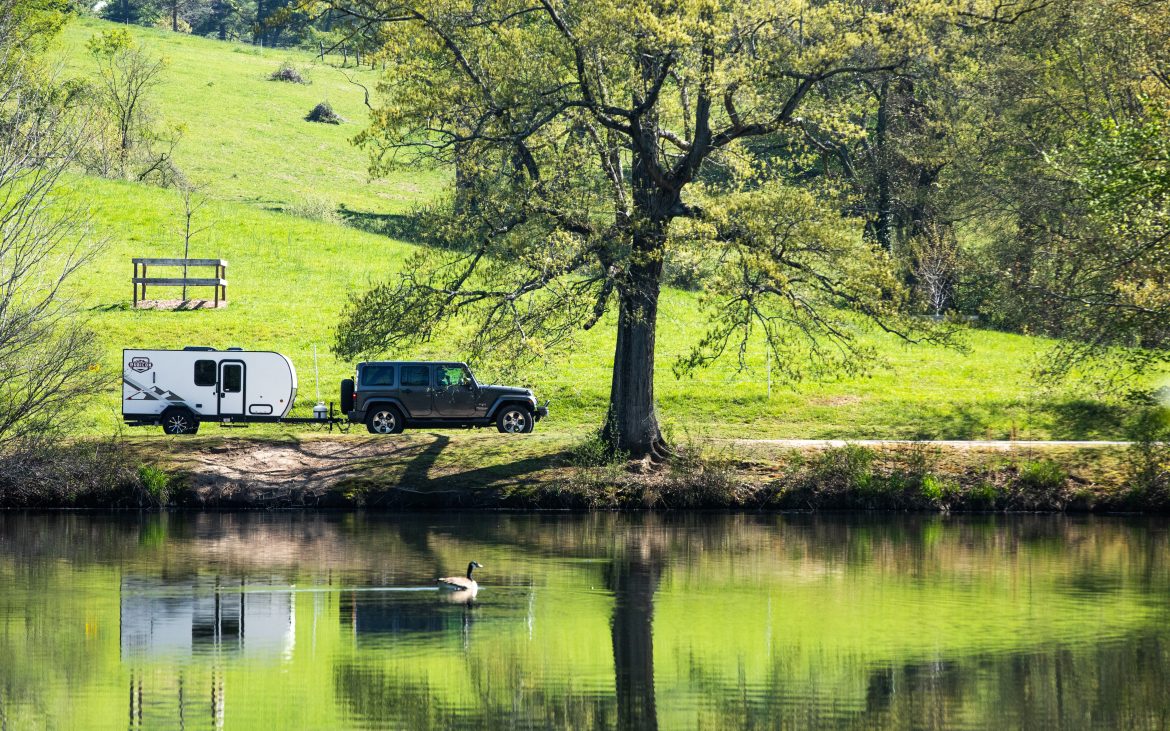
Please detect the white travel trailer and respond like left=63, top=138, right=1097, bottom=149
left=123, top=348, right=298, bottom=434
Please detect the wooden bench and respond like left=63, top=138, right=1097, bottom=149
left=132, top=258, right=228, bottom=308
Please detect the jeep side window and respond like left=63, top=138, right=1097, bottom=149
left=401, top=365, right=430, bottom=387
left=436, top=365, right=470, bottom=389
left=362, top=365, right=395, bottom=387
left=194, top=360, right=217, bottom=387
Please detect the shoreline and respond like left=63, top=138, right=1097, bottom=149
left=1, top=433, right=1165, bottom=513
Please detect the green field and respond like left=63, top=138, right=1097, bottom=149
left=49, top=18, right=1164, bottom=441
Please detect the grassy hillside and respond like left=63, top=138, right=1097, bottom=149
left=49, top=19, right=1163, bottom=440
left=56, top=17, right=445, bottom=216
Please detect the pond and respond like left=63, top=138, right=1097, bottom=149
left=0, top=512, right=1167, bottom=730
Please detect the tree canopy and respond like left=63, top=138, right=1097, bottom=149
left=326, top=0, right=988, bottom=455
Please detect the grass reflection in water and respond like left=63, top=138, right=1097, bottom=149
left=0, top=513, right=1166, bottom=730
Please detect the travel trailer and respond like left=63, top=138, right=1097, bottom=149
left=122, top=348, right=298, bottom=434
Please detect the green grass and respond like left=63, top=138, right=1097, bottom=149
left=55, top=17, right=446, bottom=217
left=46, top=18, right=1166, bottom=441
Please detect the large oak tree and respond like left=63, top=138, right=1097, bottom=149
left=331, top=0, right=961, bottom=456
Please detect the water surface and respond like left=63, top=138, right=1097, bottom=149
left=0, top=512, right=1167, bottom=729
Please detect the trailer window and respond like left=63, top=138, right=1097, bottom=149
left=401, top=365, right=430, bottom=387
left=361, top=365, right=395, bottom=387
left=222, top=364, right=242, bottom=393
left=194, top=360, right=217, bottom=386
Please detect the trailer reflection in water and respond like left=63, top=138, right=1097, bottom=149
left=120, top=576, right=296, bottom=730
left=120, top=576, right=295, bottom=660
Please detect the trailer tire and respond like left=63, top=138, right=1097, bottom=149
left=366, top=405, right=404, bottom=435
left=162, top=408, right=199, bottom=436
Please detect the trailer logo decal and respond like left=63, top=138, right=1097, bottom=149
left=128, top=357, right=153, bottom=373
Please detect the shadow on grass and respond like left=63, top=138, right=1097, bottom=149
left=360, top=434, right=573, bottom=508
left=1041, top=399, right=1129, bottom=440
left=337, top=205, right=427, bottom=242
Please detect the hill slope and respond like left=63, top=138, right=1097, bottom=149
left=49, top=19, right=1159, bottom=440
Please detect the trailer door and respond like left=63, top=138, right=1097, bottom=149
left=218, top=361, right=245, bottom=416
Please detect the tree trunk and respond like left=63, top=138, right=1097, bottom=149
left=610, top=554, right=660, bottom=731
left=874, top=78, right=895, bottom=254
left=171, top=0, right=179, bottom=32
left=604, top=229, right=665, bottom=458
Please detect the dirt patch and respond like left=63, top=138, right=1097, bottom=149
left=134, top=299, right=226, bottom=310
left=808, top=395, right=863, bottom=407
left=181, top=438, right=389, bottom=504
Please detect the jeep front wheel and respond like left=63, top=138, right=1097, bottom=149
left=496, top=406, right=534, bottom=434
left=366, top=406, right=405, bottom=435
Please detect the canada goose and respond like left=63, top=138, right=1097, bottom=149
left=438, top=561, right=482, bottom=592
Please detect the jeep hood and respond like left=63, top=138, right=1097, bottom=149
left=480, top=385, right=533, bottom=396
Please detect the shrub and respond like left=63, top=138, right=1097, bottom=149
left=138, top=464, right=171, bottom=505
left=1123, top=407, right=1170, bottom=506
left=570, top=432, right=616, bottom=468
left=305, top=101, right=343, bottom=124
left=0, top=437, right=142, bottom=507
left=1016, top=459, right=1067, bottom=491
left=920, top=473, right=947, bottom=502
left=968, top=481, right=1000, bottom=509
left=269, top=61, right=309, bottom=84
left=811, top=444, right=877, bottom=491
left=285, top=195, right=337, bottom=222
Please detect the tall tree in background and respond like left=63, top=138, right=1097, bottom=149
left=100, top=0, right=160, bottom=26
left=951, top=0, right=1170, bottom=385
left=331, top=0, right=959, bottom=456
left=0, top=0, right=106, bottom=443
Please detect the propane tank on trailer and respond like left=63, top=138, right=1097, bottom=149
left=313, top=402, right=329, bottom=420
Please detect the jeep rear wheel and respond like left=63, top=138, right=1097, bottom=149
left=162, top=409, right=199, bottom=436
left=366, top=406, right=404, bottom=435
left=496, top=406, right=534, bottom=434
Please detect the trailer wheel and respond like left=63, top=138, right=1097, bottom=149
left=162, top=408, right=199, bottom=436
left=366, top=406, right=404, bottom=435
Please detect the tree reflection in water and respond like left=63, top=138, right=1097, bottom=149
left=609, top=547, right=663, bottom=731
left=0, top=513, right=1168, bottom=730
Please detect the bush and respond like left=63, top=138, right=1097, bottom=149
left=569, top=431, right=626, bottom=468
left=285, top=195, right=337, bottom=222
left=1123, top=407, right=1170, bottom=505
left=269, top=61, right=309, bottom=84
left=305, top=101, right=343, bottom=124
left=0, top=437, right=144, bottom=507
left=1016, top=459, right=1067, bottom=491
left=811, top=444, right=877, bottom=491
left=138, top=464, right=171, bottom=505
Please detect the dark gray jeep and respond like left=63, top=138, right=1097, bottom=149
left=340, top=361, right=548, bottom=435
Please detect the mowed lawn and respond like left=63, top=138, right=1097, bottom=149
left=49, top=20, right=1163, bottom=441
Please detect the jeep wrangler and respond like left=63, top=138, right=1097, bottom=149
left=340, top=361, right=549, bottom=435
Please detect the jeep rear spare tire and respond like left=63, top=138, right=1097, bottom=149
left=496, top=405, right=534, bottom=434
